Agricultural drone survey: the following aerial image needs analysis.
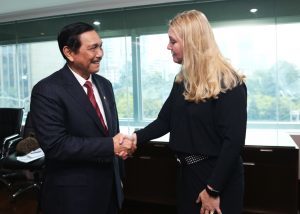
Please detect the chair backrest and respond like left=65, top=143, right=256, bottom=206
left=1, top=134, right=22, bottom=159
left=0, top=108, right=24, bottom=143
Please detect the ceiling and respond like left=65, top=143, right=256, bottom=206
left=0, top=0, right=189, bottom=23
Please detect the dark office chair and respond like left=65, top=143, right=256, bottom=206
left=0, top=108, right=24, bottom=187
left=1, top=112, right=44, bottom=202
left=0, top=108, right=23, bottom=142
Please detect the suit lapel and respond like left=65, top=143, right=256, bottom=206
left=92, top=75, right=113, bottom=136
left=93, top=76, right=123, bottom=206
left=61, top=65, right=105, bottom=134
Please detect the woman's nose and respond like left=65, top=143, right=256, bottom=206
left=167, top=43, right=171, bottom=50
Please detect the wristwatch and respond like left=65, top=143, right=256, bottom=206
left=205, top=186, right=219, bottom=198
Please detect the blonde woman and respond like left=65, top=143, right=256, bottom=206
left=132, top=10, right=247, bottom=214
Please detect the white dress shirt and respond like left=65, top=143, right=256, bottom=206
left=68, top=66, right=108, bottom=126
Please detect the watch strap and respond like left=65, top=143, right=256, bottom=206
left=205, top=186, right=219, bottom=198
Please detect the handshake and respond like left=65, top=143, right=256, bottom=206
left=113, top=133, right=137, bottom=159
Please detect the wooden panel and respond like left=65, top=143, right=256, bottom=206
left=242, top=146, right=298, bottom=214
left=123, top=142, right=177, bottom=205
left=123, top=142, right=299, bottom=213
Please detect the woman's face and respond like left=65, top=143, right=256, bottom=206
left=167, top=27, right=183, bottom=64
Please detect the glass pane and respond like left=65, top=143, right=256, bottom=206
left=213, top=23, right=280, bottom=144
left=28, top=41, right=65, bottom=113
left=140, top=34, right=180, bottom=121
left=101, top=36, right=133, bottom=121
left=30, top=41, right=64, bottom=86
left=0, top=44, right=20, bottom=107
left=213, top=20, right=300, bottom=145
left=277, top=21, right=300, bottom=130
left=214, top=24, right=277, bottom=122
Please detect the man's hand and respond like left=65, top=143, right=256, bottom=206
left=113, top=133, right=137, bottom=159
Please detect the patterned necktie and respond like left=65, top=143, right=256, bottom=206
left=84, top=81, right=108, bottom=135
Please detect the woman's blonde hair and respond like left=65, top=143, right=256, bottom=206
left=169, top=10, right=245, bottom=102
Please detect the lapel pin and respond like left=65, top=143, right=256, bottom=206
left=104, top=96, right=106, bottom=100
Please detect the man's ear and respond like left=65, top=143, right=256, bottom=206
left=62, top=46, right=74, bottom=62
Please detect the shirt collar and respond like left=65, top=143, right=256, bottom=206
left=68, top=65, right=92, bottom=86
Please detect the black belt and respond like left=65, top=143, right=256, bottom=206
left=176, top=154, right=208, bottom=166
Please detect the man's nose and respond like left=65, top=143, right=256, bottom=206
left=96, top=48, right=103, bottom=57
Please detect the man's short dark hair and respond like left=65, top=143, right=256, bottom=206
left=57, top=22, right=95, bottom=61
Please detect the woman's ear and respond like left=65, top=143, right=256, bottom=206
left=62, top=46, right=74, bottom=62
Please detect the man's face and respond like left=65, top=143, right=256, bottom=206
left=68, top=30, right=103, bottom=79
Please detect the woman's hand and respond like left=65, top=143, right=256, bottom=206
left=196, top=188, right=222, bottom=214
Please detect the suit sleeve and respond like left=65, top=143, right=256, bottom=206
left=135, top=81, right=176, bottom=143
left=208, top=84, right=247, bottom=191
left=30, top=81, right=114, bottom=162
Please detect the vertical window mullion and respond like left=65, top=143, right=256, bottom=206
left=131, top=34, right=143, bottom=125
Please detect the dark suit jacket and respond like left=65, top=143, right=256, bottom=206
left=136, top=81, right=247, bottom=192
left=30, top=64, right=123, bottom=214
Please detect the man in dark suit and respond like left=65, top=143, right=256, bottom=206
left=30, top=22, right=135, bottom=214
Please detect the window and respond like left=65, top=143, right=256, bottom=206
left=101, top=36, right=134, bottom=122
left=0, top=44, right=30, bottom=110
left=214, top=22, right=300, bottom=130
left=139, top=34, right=180, bottom=121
